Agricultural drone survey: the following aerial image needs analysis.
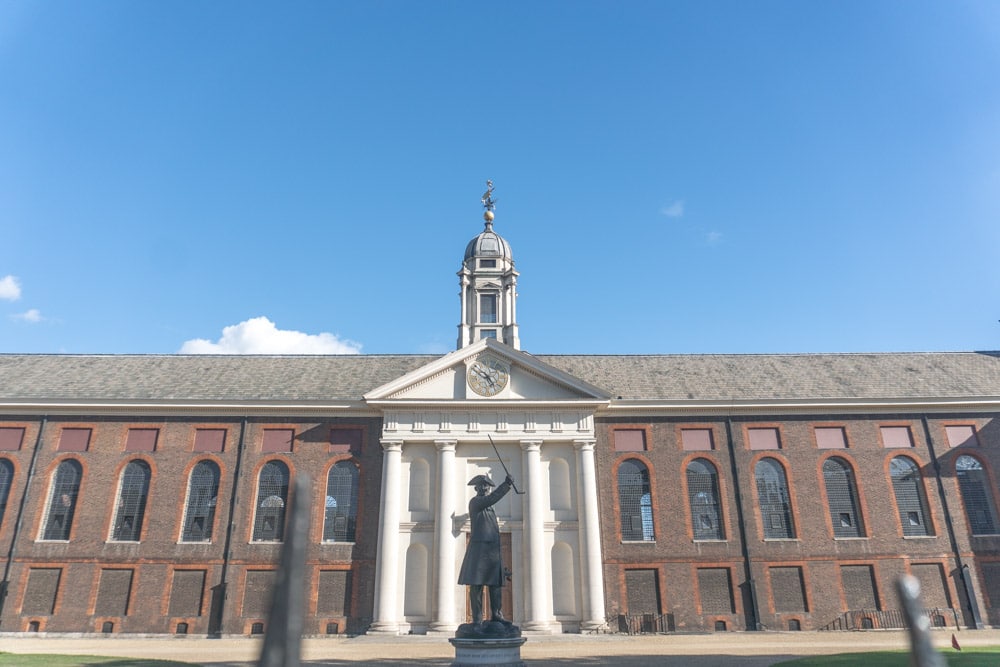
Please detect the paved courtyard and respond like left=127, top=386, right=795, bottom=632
left=2, top=630, right=999, bottom=666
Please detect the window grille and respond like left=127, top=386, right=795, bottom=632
left=618, top=459, right=654, bottom=541
left=755, top=458, right=795, bottom=539
left=956, top=455, right=999, bottom=535
left=889, top=456, right=932, bottom=536
left=42, top=459, right=82, bottom=540
left=324, top=461, right=359, bottom=542
left=111, top=461, right=150, bottom=541
left=252, top=461, right=289, bottom=541
left=687, top=458, right=724, bottom=540
left=823, top=457, right=864, bottom=537
left=0, top=458, right=12, bottom=529
left=181, top=461, right=220, bottom=542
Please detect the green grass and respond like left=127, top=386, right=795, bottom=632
left=774, top=646, right=1000, bottom=666
left=0, top=655, right=190, bottom=666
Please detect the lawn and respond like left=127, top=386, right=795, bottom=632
left=0, top=655, right=190, bottom=666
left=774, top=646, right=1000, bottom=666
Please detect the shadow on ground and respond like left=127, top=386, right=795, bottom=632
left=203, top=656, right=797, bottom=667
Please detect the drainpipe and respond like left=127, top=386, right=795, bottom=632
left=725, top=418, right=760, bottom=630
left=0, top=416, right=47, bottom=625
left=921, top=416, right=983, bottom=629
left=209, top=417, right=248, bottom=637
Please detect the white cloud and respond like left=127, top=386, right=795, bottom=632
left=660, top=200, right=685, bottom=218
left=706, top=231, right=723, bottom=244
left=179, top=316, right=362, bottom=354
left=0, top=275, right=21, bottom=301
left=10, top=308, right=41, bottom=323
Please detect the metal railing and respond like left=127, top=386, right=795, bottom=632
left=609, top=612, right=676, bottom=634
left=819, top=607, right=959, bottom=632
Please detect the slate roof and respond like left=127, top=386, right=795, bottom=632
left=1, top=352, right=998, bottom=404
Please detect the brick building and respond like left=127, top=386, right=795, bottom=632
left=0, top=205, right=998, bottom=636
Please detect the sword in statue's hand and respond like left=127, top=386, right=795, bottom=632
left=488, top=434, right=525, bottom=495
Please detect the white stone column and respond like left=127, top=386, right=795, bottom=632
left=575, top=438, right=607, bottom=631
left=520, top=439, right=552, bottom=632
left=429, top=439, right=458, bottom=633
left=370, top=440, right=403, bottom=634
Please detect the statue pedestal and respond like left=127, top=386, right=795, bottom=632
left=448, top=637, right=527, bottom=667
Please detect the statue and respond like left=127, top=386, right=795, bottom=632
left=456, top=473, right=520, bottom=639
left=481, top=180, right=497, bottom=212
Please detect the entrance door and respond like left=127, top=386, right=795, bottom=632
left=465, top=533, right=513, bottom=622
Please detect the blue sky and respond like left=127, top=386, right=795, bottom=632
left=1, top=2, right=998, bottom=356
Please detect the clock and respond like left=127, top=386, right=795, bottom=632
left=467, top=357, right=510, bottom=397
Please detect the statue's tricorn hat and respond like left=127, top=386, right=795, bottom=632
left=468, top=474, right=495, bottom=487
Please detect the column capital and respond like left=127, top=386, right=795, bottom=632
left=573, top=438, right=597, bottom=452
left=433, top=439, right=457, bottom=451
left=519, top=439, right=543, bottom=452
left=380, top=439, right=403, bottom=453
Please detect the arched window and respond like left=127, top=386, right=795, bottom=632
left=687, top=458, right=724, bottom=540
left=0, top=458, right=13, bottom=529
left=755, top=458, right=795, bottom=539
left=956, top=455, right=999, bottom=535
left=889, top=456, right=932, bottom=536
left=253, top=460, right=289, bottom=541
left=181, top=460, right=220, bottom=542
left=324, top=461, right=359, bottom=542
left=823, top=457, right=865, bottom=538
left=618, top=459, right=654, bottom=541
left=42, top=459, right=82, bottom=540
left=112, top=460, right=151, bottom=541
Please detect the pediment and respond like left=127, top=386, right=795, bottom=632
left=364, top=339, right=610, bottom=404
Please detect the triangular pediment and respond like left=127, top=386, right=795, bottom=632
left=364, top=339, right=610, bottom=404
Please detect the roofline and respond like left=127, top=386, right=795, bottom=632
left=604, top=396, right=1000, bottom=416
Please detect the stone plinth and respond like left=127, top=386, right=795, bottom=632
left=448, top=637, right=527, bottom=667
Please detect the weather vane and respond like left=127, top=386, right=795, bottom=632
left=481, top=180, right=497, bottom=213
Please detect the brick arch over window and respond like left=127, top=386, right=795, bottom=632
left=687, top=458, right=724, bottom=540
left=755, top=457, right=795, bottom=539
left=0, top=458, right=13, bottom=529
left=42, top=459, right=82, bottom=540
left=112, top=460, right=151, bottom=541
left=181, top=460, right=221, bottom=542
left=889, top=456, right=933, bottom=537
left=253, top=460, right=290, bottom=542
left=822, top=456, right=865, bottom=538
left=617, top=459, right=654, bottom=542
left=955, top=454, right=999, bottom=535
left=324, top=460, right=359, bottom=542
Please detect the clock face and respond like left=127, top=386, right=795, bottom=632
left=467, top=357, right=510, bottom=397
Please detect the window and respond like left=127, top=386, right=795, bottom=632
left=193, top=429, right=226, bottom=453
left=687, top=459, right=724, bottom=540
left=681, top=428, right=713, bottom=451
left=0, top=427, right=25, bottom=451
left=815, top=427, right=847, bottom=449
left=755, top=458, right=795, bottom=539
left=58, top=428, right=90, bottom=452
left=618, top=459, right=654, bottom=541
left=748, top=428, right=781, bottom=450
left=823, top=457, right=865, bottom=538
left=262, top=429, right=293, bottom=453
left=613, top=429, right=646, bottom=452
left=41, top=460, right=82, bottom=540
left=955, top=455, right=999, bottom=535
left=945, top=425, right=979, bottom=448
left=111, top=461, right=151, bottom=541
left=480, top=329, right=497, bottom=340
left=181, top=461, right=220, bottom=542
left=889, top=456, right=932, bottom=536
left=480, top=294, right=498, bottom=323
left=330, top=427, right=363, bottom=454
left=479, top=259, right=496, bottom=269
left=324, top=461, right=359, bottom=542
left=252, top=461, right=289, bottom=541
left=0, top=458, right=13, bottom=528
left=880, top=426, right=913, bottom=449
left=124, top=428, right=158, bottom=452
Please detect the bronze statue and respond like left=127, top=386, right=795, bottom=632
left=458, top=473, right=513, bottom=628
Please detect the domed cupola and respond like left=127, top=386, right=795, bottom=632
left=457, top=181, right=520, bottom=350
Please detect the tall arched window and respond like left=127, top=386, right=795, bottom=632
left=956, top=455, right=999, bottom=535
left=324, top=461, right=359, bottom=542
left=889, top=456, right=932, bottom=537
left=181, top=460, right=221, bottom=542
left=687, top=458, right=724, bottom=540
left=253, top=460, right=289, bottom=541
left=823, top=457, right=865, bottom=538
left=42, top=459, right=82, bottom=541
left=0, top=458, right=13, bottom=529
left=618, top=459, right=654, bottom=541
left=755, top=458, right=795, bottom=539
left=112, top=460, right=151, bottom=541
